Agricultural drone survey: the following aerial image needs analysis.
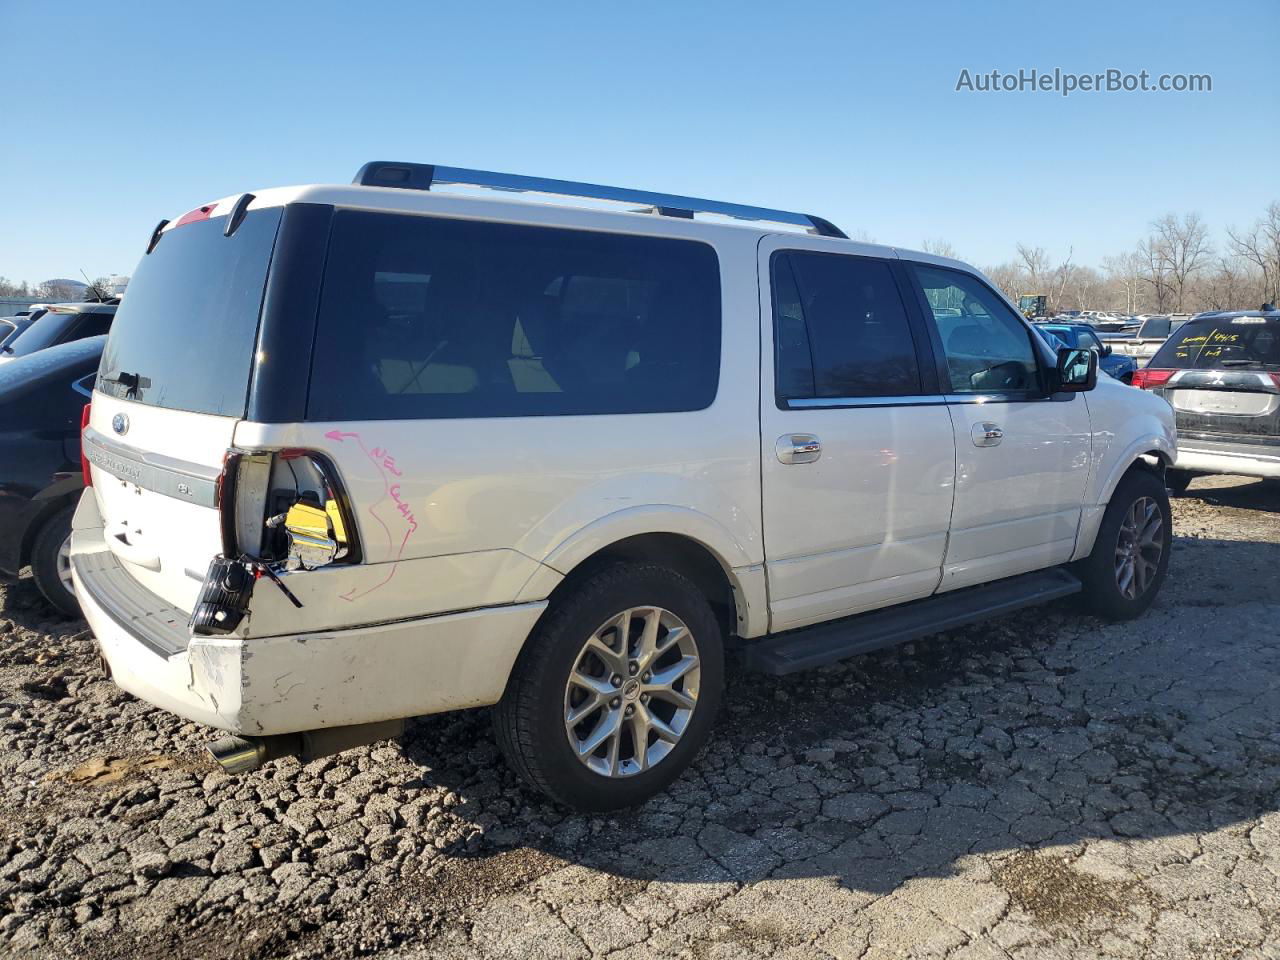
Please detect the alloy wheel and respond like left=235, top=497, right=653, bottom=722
left=1114, top=495, right=1164, bottom=600
left=563, top=606, right=701, bottom=778
left=56, top=534, right=75, bottom=597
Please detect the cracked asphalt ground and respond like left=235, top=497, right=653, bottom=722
left=2, top=475, right=1278, bottom=960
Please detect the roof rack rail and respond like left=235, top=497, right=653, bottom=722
left=351, top=161, right=847, bottom=239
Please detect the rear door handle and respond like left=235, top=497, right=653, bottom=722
left=776, top=434, right=822, bottom=464
left=971, top=422, right=1003, bottom=447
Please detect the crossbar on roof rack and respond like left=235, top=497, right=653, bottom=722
left=351, top=161, right=847, bottom=238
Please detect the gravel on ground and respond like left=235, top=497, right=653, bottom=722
left=1, top=475, right=1277, bottom=959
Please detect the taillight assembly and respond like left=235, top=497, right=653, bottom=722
left=1131, top=368, right=1176, bottom=390
left=80, top=404, right=92, bottom=486
left=192, top=448, right=359, bottom=636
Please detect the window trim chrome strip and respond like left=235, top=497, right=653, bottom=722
left=785, top=395, right=947, bottom=409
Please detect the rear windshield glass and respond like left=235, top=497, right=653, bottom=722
left=98, top=208, right=282, bottom=416
left=1152, top=318, right=1280, bottom=369
left=3, top=309, right=78, bottom=357
left=307, top=211, right=721, bottom=421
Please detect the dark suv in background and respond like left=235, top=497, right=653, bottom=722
left=1132, top=309, right=1280, bottom=493
left=0, top=336, right=104, bottom=614
left=0, top=301, right=116, bottom=364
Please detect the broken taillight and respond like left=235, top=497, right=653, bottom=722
left=191, top=449, right=359, bottom=636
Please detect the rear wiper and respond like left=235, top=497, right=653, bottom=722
left=1219, top=360, right=1277, bottom=368
left=100, top=370, right=152, bottom=398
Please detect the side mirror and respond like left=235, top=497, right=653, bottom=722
left=1100, top=343, right=1112, bottom=356
left=1055, top=347, right=1097, bottom=392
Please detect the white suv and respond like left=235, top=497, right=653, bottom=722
left=71, top=163, right=1177, bottom=810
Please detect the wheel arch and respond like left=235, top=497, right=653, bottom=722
left=1073, top=446, right=1171, bottom=562
left=516, top=506, right=768, bottom=640
left=1094, top=434, right=1174, bottom=508
left=19, top=491, right=80, bottom=571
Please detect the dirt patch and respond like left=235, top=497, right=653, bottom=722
left=45, top=753, right=191, bottom=785
left=993, top=851, right=1141, bottom=926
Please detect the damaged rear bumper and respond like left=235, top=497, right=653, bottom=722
left=69, top=492, right=546, bottom=736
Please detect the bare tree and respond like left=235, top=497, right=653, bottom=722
left=1049, top=248, right=1075, bottom=314
left=1102, top=252, right=1145, bottom=314
left=1063, top=265, right=1103, bottom=311
left=921, top=238, right=958, bottom=259
left=1137, top=236, right=1174, bottom=313
left=1016, top=244, right=1051, bottom=293
left=0, top=278, right=35, bottom=298
left=83, top=276, right=115, bottom=302
left=35, top=280, right=83, bottom=303
left=1148, top=213, right=1212, bottom=312
left=983, top=262, right=1028, bottom=303
left=1226, top=201, right=1280, bottom=306
left=1197, top=257, right=1261, bottom=311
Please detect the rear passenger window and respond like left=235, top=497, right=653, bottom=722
left=307, top=212, right=721, bottom=421
left=771, top=251, right=921, bottom=400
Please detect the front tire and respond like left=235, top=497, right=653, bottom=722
left=493, top=563, right=724, bottom=811
left=1076, top=469, right=1171, bottom=621
left=31, top=505, right=80, bottom=617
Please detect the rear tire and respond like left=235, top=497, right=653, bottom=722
left=493, top=563, right=724, bottom=811
left=1076, top=469, right=1170, bottom=621
left=1165, top=469, right=1194, bottom=497
left=31, top=505, right=80, bottom=618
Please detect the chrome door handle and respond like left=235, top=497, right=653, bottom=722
left=971, top=422, right=1003, bottom=447
left=776, top=434, right=822, bottom=464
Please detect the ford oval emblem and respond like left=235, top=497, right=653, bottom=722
left=112, top=413, right=129, bottom=436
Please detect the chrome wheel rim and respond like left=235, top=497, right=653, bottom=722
left=56, top=534, right=75, bottom=597
left=1115, top=496, right=1164, bottom=600
left=563, top=606, right=701, bottom=778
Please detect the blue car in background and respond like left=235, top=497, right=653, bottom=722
left=1034, top=322, right=1139, bottom=383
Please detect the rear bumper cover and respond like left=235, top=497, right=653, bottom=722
left=1175, top=439, right=1280, bottom=479
left=69, top=491, right=545, bottom=735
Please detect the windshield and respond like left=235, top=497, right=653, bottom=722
left=98, top=207, right=282, bottom=416
left=1151, top=318, right=1280, bottom=369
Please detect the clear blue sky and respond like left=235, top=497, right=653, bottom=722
left=2, top=0, right=1276, bottom=283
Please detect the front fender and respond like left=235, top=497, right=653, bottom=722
left=1094, top=429, right=1176, bottom=507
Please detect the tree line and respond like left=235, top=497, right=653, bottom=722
left=0, top=276, right=119, bottom=303
left=972, top=202, right=1280, bottom=316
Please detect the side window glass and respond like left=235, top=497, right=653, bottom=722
left=772, top=251, right=921, bottom=400
left=913, top=266, right=1039, bottom=394
left=307, top=213, right=721, bottom=421
left=76, top=314, right=114, bottom=339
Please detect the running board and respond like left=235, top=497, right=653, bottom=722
left=741, top=567, right=1082, bottom=676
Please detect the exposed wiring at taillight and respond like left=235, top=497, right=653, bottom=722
left=80, top=404, right=92, bottom=487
